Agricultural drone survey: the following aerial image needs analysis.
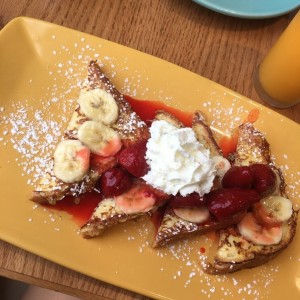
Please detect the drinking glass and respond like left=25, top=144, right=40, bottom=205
left=254, top=11, right=300, bottom=108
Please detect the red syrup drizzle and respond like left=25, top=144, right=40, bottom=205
left=43, top=191, right=101, bottom=226
left=150, top=207, right=166, bottom=233
left=218, top=108, right=260, bottom=157
left=199, top=247, right=206, bottom=254
left=218, top=129, right=239, bottom=158
left=125, top=96, right=193, bottom=127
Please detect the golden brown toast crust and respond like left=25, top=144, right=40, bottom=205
left=86, top=61, right=149, bottom=146
left=80, top=197, right=145, bottom=238
left=234, top=122, right=271, bottom=166
left=204, top=210, right=298, bottom=274
left=192, top=111, right=222, bottom=158
left=154, top=110, right=184, bottom=128
left=31, top=166, right=108, bottom=205
left=80, top=178, right=170, bottom=238
left=31, top=61, right=148, bottom=204
left=152, top=208, right=245, bottom=247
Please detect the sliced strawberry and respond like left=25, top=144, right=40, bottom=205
left=114, top=181, right=156, bottom=214
left=205, top=188, right=260, bottom=221
left=90, top=154, right=118, bottom=174
left=98, top=136, right=122, bottom=157
left=169, top=193, right=205, bottom=208
left=118, top=140, right=149, bottom=177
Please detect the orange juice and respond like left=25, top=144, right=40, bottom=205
left=255, top=11, right=300, bottom=108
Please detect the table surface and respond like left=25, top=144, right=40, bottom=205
left=0, top=1, right=299, bottom=300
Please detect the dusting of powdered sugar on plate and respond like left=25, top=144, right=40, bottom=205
left=1, top=33, right=300, bottom=300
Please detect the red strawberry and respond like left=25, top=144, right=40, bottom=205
left=118, top=140, right=149, bottom=177
left=90, top=154, right=118, bottom=174
left=205, top=188, right=260, bottom=221
left=250, top=164, right=276, bottom=197
left=222, top=166, right=254, bottom=189
left=169, top=193, right=205, bottom=208
left=100, top=167, right=132, bottom=197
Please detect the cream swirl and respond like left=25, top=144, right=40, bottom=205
left=142, top=120, right=216, bottom=196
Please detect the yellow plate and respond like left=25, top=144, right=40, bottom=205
left=0, top=17, right=300, bottom=300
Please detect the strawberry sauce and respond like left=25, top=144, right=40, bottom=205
left=219, top=108, right=260, bottom=157
left=199, top=247, right=206, bottom=254
left=44, top=192, right=101, bottom=226
left=150, top=208, right=165, bottom=232
left=218, top=129, right=239, bottom=158
left=125, top=96, right=193, bottom=127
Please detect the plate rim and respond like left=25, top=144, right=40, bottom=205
left=193, top=0, right=300, bottom=19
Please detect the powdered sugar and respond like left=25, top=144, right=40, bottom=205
left=1, top=32, right=299, bottom=300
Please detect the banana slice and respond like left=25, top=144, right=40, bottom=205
left=173, top=206, right=210, bottom=223
left=78, top=88, right=118, bottom=125
left=258, top=195, right=293, bottom=224
left=238, top=212, right=283, bottom=245
left=53, top=140, right=90, bottom=183
left=78, top=120, right=122, bottom=157
left=114, top=184, right=156, bottom=214
left=212, top=155, right=231, bottom=179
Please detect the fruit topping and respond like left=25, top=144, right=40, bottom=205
left=100, top=168, right=132, bottom=197
left=250, top=164, right=276, bottom=197
left=78, top=120, right=122, bottom=157
left=221, top=164, right=276, bottom=197
left=77, top=88, right=118, bottom=125
left=237, top=212, right=283, bottom=245
left=174, top=206, right=210, bottom=223
left=90, top=154, right=117, bottom=173
left=53, top=140, right=90, bottom=183
left=253, top=195, right=293, bottom=227
left=205, top=188, right=260, bottom=221
left=222, top=166, right=254, bottom=189
left=114, top=181, right=156, bottom=214
left=118, top=140, right=149, bottom=177
left=169, top=193, right=205, bottom=208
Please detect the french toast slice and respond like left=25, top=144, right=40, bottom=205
left=205, top=211, right=298, bottom=274
left=152, top=112, right=234, bottom=247
left=31, top=61, right=149, bottom=204
left=204, top=122, right=298, bottom=274
left=80, top=110, right=188, bottom=238
left=80, top=179, right=169, bottom=238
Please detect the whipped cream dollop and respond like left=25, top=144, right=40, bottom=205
left=142, top=120, right=216, bottom=196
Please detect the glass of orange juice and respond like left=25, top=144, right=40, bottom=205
left=254, top=11, right=300, bottom=108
